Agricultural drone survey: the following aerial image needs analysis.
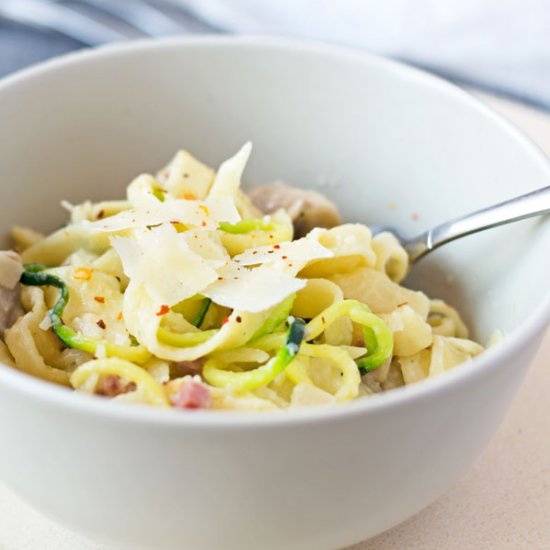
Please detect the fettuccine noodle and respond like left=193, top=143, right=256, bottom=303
left=0, top=144, right=486, bottom=411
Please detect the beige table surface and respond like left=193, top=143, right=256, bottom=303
left=1, top=91, right=549, bottom=550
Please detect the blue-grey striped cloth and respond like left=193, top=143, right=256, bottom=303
left=1, top=0, right=549, bottom=110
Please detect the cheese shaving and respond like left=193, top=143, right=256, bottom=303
left=162, top=150, right=215, bottom=200
left=233, top=236, right=332, bottom=266
left=208, top=142, right=252, bottom=199
left=182, top=229, right=229, bottom=268
left=111, top=224, right=218, bottom=307
left=86, top=196, right=239, bottom=233
left=203, top=263, right=305, bottom=313
left=0, top=251, right=23, bottom=289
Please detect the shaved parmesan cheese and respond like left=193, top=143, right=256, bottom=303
left=233, top=236, right=332, bottom=266
left=203, top=263, right=305, bottom=313
left=86, top=196, right=239, bottom=233
left=208, top=142, right=252, bottom=199
left=162, top=150, right=215, bottom=200
left=182, top=229, right=229, bottom=268
left=109, top=237, right=141, bottom=278
left=0, top=251, right=23, bottom=289
left=61, top=200, right=75, bottom=213
left=39, top=314, right=52, bottom=331
left=126, top=175, right=160, bottom=210
left=111, top=224, right=218, bottom=307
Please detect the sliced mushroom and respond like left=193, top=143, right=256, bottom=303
left=250, top=181, right=342, bottom=238
left=0, top=251, right=24, bottom=335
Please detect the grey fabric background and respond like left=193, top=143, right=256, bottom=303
left=0, top=22, right=82, bottom=77
left=0, top=2, right=216, bottom=78
left=0, top=6, right=547, bottom=111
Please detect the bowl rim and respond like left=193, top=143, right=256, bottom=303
left=0, top=35, right=549, bottom=428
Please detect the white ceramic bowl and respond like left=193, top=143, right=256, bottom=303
left=0, top=37, right=549, bottom=550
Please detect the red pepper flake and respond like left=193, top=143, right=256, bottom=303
left=156, top=305, right=170, bottom=316
left=411, top=212, right=419, bottom=221
left=97, top=319, right=106, bottom=330
left=273, top=244, right=281, bottom=249
left=281, top=255, right=288, bottom=260
left=222, top=316, right=230, bottom=325
left=182, top=192, right=196, bottom=200
left=236, top=316, right=242, bottom=323
left=94, top=296, right=105, bottom=303
left=117, top=311, right=123, bottom=321
left=201, top=221, right=207, bottom=227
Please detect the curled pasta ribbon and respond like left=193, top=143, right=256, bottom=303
left=305, top=299, right=393, bottom=373
left=20, top=265, right=151, bottom=364
left=284, top=356, right=313, bottom=385
left=70, top=358, right=169, bottom=407
left=300, top=342, right=360, bottom=402
left=428, top=299, right=469, bottom=338
left=4, top=287, right=71, bottom=386
left=252, top=331, right=360, bottom=401
left=372, top=232, right=409, bottom=283
left=203, top=318, right=306, bottom=392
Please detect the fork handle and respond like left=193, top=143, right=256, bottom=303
left=405, top=185, right=550, bottom=262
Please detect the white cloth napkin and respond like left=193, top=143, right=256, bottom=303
left=175, top=0, right=550, bottom=108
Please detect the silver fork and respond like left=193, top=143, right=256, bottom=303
left=373, top=185, right=550, bottom=264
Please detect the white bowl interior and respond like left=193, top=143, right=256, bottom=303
left=0, top=39, right=549, bottom=344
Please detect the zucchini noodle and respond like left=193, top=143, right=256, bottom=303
left=219, top=218, right=273, bottom=234
left=203, top=318, right=306, bottom=391
left=305, top=300, right=393, bottom=373
left=157, top=327, right=217, bottom=347
left=0, top=143, right=487, bottom=411
left=20, top=265, right=150, bottom=364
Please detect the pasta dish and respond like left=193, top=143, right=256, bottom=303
left=0, top=144, right=485, bottom=411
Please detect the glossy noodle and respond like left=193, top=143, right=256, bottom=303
left=0, top=144, right=487, bottom=411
